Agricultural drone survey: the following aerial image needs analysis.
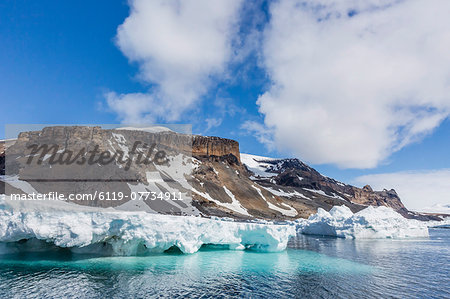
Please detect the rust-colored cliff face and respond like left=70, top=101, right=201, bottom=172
left=192, top=136, right=240, bottom=163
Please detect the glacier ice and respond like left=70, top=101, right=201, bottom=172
left=296, top=205, right=430, bottom=239
left=427, top=216, right=450, bottom=228
left=0, top=196, right=295, bottom=255
left=0, top=194, right=436, bottom=257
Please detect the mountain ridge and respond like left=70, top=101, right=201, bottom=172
left=0, top=126, right=442, bottom=221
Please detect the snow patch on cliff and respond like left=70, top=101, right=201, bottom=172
left=240, top=153, right=277, bottom=178
left=303, top=188, right=345, bottom=200
left=252, top=185, right=297, bottom=217
left=222, top=186, right=251, bottom=216
left=263, top=186, right=310, bottom=200
left=0, top=175, right=39, bottom=194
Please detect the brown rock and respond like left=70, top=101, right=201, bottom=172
left=192, top=136, right=240, bottom=163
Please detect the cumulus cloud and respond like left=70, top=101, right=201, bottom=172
left=259, top=0, right=450, bottom=168
left=108, top=0, right=243, bottom=123
left=355, top=170, right=450, bottom=211
left=241, top=120, right=276, bottom=150
left=205, top=118, right=222, bottom=131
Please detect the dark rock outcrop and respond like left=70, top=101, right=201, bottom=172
left=242, top=156, right=437, bottom=220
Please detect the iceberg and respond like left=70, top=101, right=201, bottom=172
left=296, top=205, right=429, bottom=239
left=427, top=216, right=450, bottom=228
left=0, top=196, right=295, bottom=255
left=0, top=192, right=435, bottom=257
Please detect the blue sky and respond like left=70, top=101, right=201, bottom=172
left=1, top=0, right=449, bottom=210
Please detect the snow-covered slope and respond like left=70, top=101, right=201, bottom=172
left=239, top=152, right=433, bottom=220
left=240, top=154, right=278, bottom=178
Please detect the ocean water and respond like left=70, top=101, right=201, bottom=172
left=0, top=228, right=448, bottom=298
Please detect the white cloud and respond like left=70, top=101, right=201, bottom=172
left=205, top=118, right=222, bottom=131
left=241, top=120, right=275, bottom=150
left=355, top=170, right=450, bottom=211
left=259, top=0, right=450, bottom=168
left=105, top=92, right=161, bottom=124
left=108, top=0, right=243, bottom=123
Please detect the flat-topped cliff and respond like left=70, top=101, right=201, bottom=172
left=192, top=136, right=240, bottom=163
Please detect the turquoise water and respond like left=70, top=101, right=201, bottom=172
left=0, top=229, right=448, bottom=298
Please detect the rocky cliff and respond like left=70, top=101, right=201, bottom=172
left=10, top=126, right=240, bottom=161
left=240, top=155, right=419, bottom=218
left=192, top=136, right=240, bottom=163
